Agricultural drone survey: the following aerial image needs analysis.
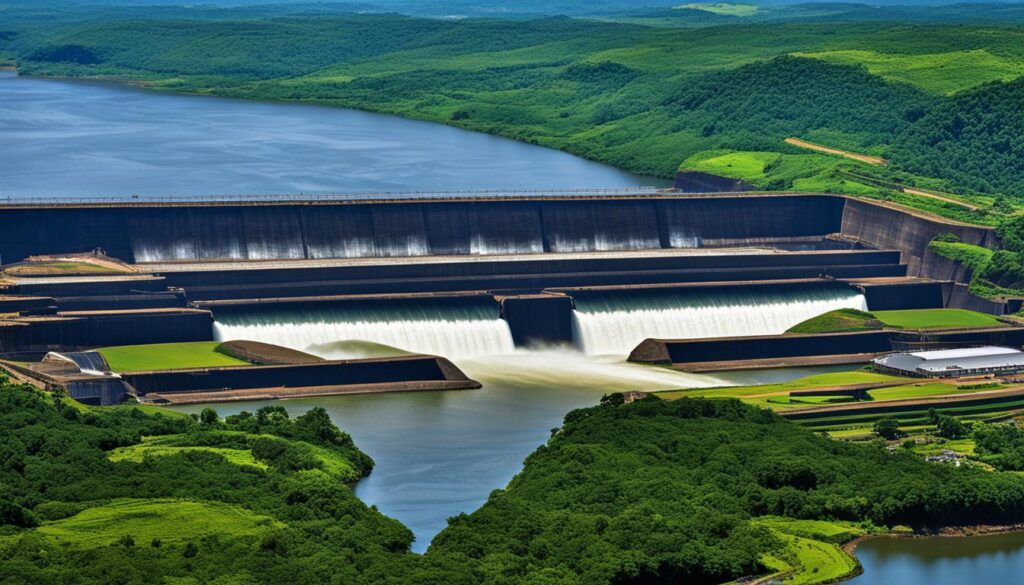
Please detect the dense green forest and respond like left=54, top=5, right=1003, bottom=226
left=2, top=1, right=1023, bottom=201
left=7, top=375, right=1024, bottom=584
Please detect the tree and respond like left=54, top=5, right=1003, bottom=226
left=199, top=408, right=219, bottom=426
left=874, top=417, right=902, bottom=440
left=936, top=415, right=967, bottom=440
left=183, top=542, right=198, bottom=558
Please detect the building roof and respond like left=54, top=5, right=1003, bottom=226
left=909, top=346, right=1019, bottom=360
left=874, top=346, right=1024, bottom=375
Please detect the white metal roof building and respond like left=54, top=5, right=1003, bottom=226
left=872, top=346, right=1024, bottom=378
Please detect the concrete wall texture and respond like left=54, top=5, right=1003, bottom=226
left=0, top=195, right=846, bottom=264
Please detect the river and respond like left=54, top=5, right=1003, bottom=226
left=0, top=71, right=662, bottom=198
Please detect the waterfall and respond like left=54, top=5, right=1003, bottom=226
left=213, top=301, right=516, bottom=360
left=571, top=286, right=869, bottom=356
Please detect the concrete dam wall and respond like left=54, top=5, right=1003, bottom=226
left=0, top=195, right=846, bottom=263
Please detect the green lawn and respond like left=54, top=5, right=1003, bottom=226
left=871, top=308, right=1003, bottom=329
left=867, top=382, right=1000, bottom=401
left=34, top=499, right=278, bottom=547
left=97, top=341, right=250, bottom=372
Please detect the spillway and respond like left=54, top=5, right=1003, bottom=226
left=211, top=284, right=868, bottom=362
left=212, top=300, right=515, bottom=360
left=571, top=286, right=869, bottom=356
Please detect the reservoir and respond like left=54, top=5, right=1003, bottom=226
left=848, top=532, right=1024, bottom=584
left=0, top=71, right=661, bottom=198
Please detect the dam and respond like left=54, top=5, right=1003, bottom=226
left=0, top=191, right=1001, bottom=358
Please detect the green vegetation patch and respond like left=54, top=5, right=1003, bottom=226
left=108, top=436, right=268, bottom=470
left=658, top=371, right=907, bottom=403
left=867, top=382, right=994, bottom=401
left=929, top=240, right=995, bottom=270
left=675, top=3, right=759, bottom=16
left=871, top=308, right=1003, bottom=329
left=787, top=308, right=881, bottom=334
left=794, top=49, right=1024, bottom=95
left=35, top=499, right=278, bottom=547
left=97, top=341, right=251, bottom=372
left=755, top=516, right=867, bottom=543
left=762, top=532, right=859, bottom=584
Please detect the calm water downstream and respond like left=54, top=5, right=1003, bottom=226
left=0, top=71, right=661, bottom=197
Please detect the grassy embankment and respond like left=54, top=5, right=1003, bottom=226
left=2, top=261, right=131, bottom=276
left=787, top=307, right=1004, bottom=333
left=928, top=238, right=1024, bottom=301
left=657, top=371, right=1000, bottom=412
left=97, top=341, right=251, bottom=372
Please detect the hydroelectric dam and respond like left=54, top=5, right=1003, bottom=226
left=0, top=190, right=1003, bottom=385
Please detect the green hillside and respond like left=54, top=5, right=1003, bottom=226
left=2, top=4, right=1023, bottom=200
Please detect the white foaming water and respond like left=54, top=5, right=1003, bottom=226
left=213, top=302, right=516, bottom=360
left=572, top=287, right=869, bottom=356
left=459, top=347, right=727, bottom=393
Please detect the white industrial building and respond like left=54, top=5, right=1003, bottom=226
left=872, top=346, right=1024, bottom=378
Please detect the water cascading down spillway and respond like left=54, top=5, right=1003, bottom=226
left=212, top=299, right=516, bottom=361
left=570, top=285, right=869, bottom=356
left=211, top=285, right=868, bottom=361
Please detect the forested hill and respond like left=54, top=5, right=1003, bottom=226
left=892, top=77, right=1024, bottom=195
left=2, top=3, right=1024, bottom=198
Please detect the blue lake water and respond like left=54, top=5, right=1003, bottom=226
left=0, top=71, right=663, bottom=198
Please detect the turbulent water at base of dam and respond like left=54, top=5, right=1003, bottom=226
left=571, top=287, right=869, bottom=356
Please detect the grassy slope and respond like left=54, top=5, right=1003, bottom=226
left=34, top=499, right=279, bottom=547
left=794, top=48, right=1024, bottom=95
left=97, top=341, right=250, bottom=372
left=787, top=309, right=880, bottom=334
left=788, top=307, right=1003, bottom=334
left=108, top=439, right=268, bottom=470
